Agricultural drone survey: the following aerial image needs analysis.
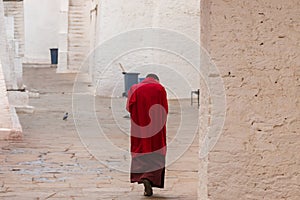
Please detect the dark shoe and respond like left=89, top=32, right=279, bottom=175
left=142, top=179, right=153, bottom=196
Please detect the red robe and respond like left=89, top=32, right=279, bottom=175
left=126, top=77, right=168, bottom=188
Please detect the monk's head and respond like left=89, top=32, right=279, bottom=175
left=146, top=74, right=159, bottom=82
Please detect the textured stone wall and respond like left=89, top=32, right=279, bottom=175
left=200, top=0, right=300, bottom=199
left=3, top=0, right=24, bottom=57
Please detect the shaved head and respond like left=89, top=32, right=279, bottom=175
left=146, top=74, right=159, bottom=81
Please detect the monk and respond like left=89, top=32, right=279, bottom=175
left=126, top=73, right=168, bottom=196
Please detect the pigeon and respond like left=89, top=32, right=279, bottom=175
left=63, top=112, right=68, bottom=120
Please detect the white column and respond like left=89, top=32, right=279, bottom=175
left=88, top=0, right=98, bottom=78
left=57, top=0, right=69, bottom=73
left=5, top=16, right=24, bottom=89
left=0, top=0, right=13, bottom=89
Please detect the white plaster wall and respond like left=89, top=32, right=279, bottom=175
left=0, top=58, right=13, bottom=133
left=92, top=0, right=200, bottom=99
left=23, top=0, right=60, bottom=64
left=0, top=0, right=22, bottom=140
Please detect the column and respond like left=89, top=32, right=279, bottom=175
left=57, top=0, right=69, bottom=73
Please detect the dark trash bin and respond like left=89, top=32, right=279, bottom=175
left=123, top=72, right=140, bottom=97
left=139, top=77, right=145, bottom=83
left=50, top=48, right=58, bottom=64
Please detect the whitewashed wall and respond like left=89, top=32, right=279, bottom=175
left=0, top=0, right=22, bottom=140
left=91, top=0, right=200, bottom=99
left=23, top=0, right=60, bottom=64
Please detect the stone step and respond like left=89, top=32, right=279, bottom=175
left=68, top=58, right=87, bottom=63
left=69, top=25, right=88, bottom=28
left=68, top=29, right=88, bottom=33
left=68, top=52, right=88, bottom=57
left=68, top=14, right=85, bottom=18
left=69, top=1, right=86, bottom=5
left=68, top=15, right=85, bottom=19
left=68, top=27, right=87, bottom=30
left=68, top=33, right=88, bottom=37
left=68, top=36, right=89, bottom=41
left=69, top=24, right=88, bottom=27
left=69, top=22, right=87, bottom=26
left=69, top=44, right=90, bottom=48
left=69, top=6, right=85, bottom=9
left=68, top=40, right=89, bottom=44
left=69, top=28, right=86, bottom=32
left=68, top=30, right=88, bottom=34
left=69, top=9, right=85, bottom=13
left=69, top=12, right=86, bottom=16
left=68, top=14, right=86, bottom=18
left=68, top=26, right=87, bottom=31
left=68, top=48, right=90, bottom=53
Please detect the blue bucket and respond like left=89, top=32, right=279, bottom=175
left=50, top=48, right=58, bottom=64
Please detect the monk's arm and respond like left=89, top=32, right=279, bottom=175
left=162, top=88, right=168, bottom=114
left=126, top=86, right=136, bottom=112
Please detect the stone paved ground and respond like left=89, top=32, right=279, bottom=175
left=0, top=67, right=199, bottom=200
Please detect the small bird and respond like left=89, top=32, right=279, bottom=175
left=63, top=112, right=68, bottom=121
